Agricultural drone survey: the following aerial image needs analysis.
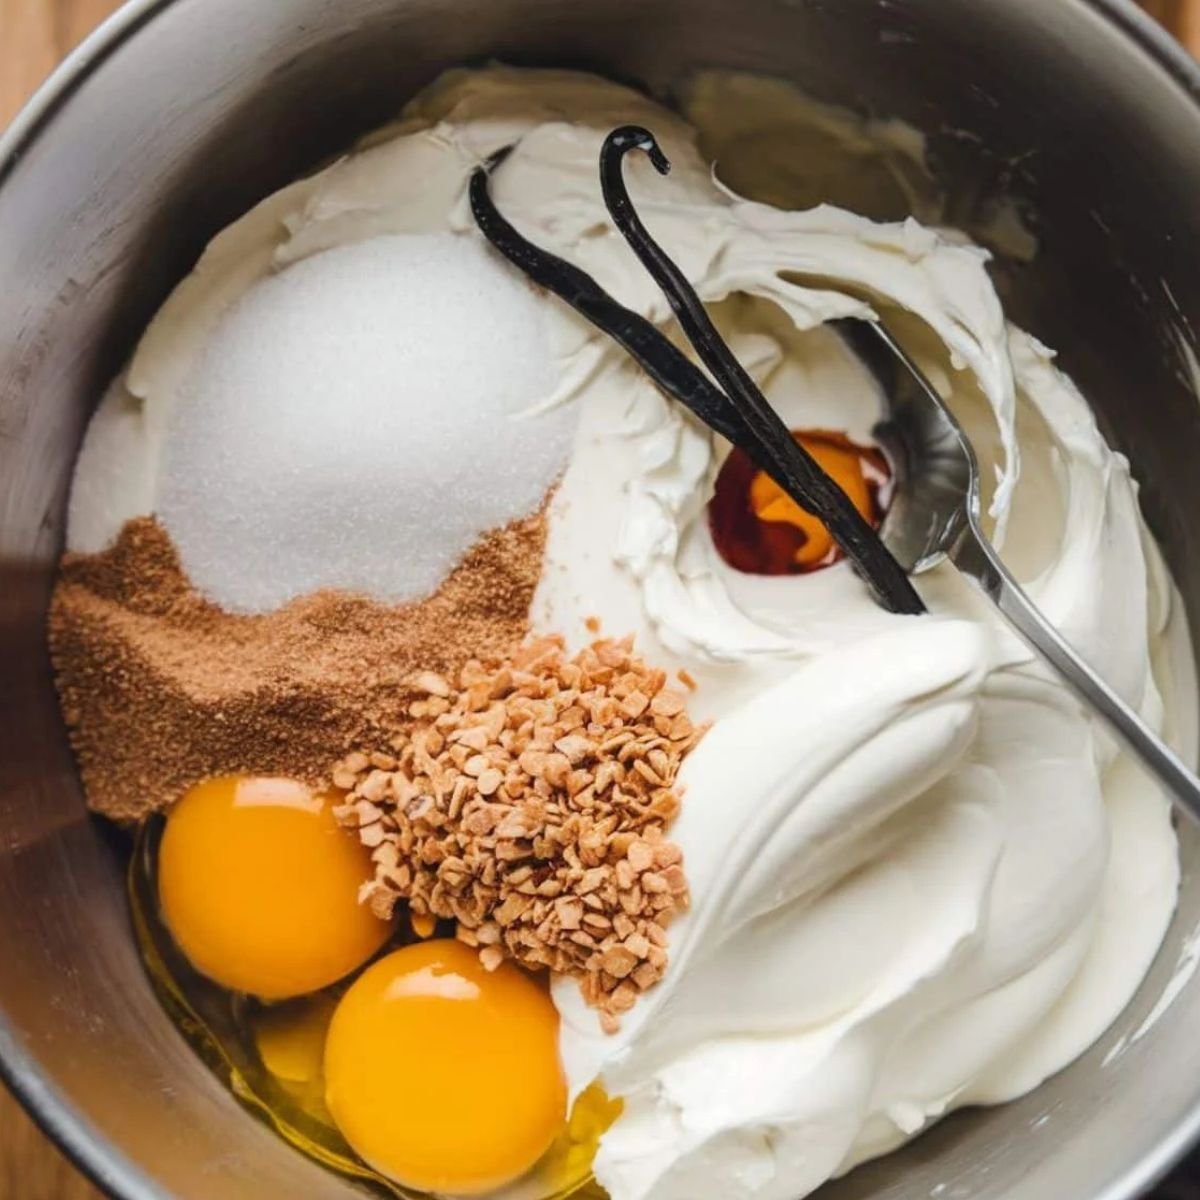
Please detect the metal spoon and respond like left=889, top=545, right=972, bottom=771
left=839, top=317, right=1200, bottom=824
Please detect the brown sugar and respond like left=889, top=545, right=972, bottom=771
left=49, top=513, right=547, bottom=821
left=332, top=635, right=700, bottom=1029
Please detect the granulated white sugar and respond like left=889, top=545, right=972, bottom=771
left=156, top=233, right=575, bottom=613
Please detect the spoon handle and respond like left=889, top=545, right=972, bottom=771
left=954, top=525, right=1200, bottom=824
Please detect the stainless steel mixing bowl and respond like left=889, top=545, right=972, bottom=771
left=2, top=1, right=1200, bottom=1197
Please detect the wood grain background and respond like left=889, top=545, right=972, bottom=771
left=0, top=1, right=1198, bottom=1197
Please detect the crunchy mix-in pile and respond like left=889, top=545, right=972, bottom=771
left=332, top=635, right=701, bottom=1030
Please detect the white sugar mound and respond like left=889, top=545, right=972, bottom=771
left=158, top=233, right=574, bottom=613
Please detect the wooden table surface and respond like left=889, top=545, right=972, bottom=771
left=0, top=0, right=1198, bottom=1197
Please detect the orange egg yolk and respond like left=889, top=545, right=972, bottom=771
left=709, top=428, right=891, bottom=575
left=324, top=940, right=567, bottom=1196
left=158, top=775, right=391, bottom=999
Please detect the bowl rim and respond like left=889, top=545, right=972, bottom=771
left=2, top=0, right=1200, bottom=1197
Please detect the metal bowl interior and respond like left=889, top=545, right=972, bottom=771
left=2, top=1, right=1200, bottom=1198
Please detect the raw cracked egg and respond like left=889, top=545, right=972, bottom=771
left=158, top=775, right=391, bottom=999
left=324, top=939, right=567, bottom=1196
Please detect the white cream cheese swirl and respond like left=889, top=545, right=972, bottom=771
left=65, top=66, right=1194, bottom=1200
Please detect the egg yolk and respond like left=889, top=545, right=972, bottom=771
left=709, top=428, right=891, bottom=575
left=324, top=940, right=567, bottom=1196
left=158, top=775, right=391, bottom=999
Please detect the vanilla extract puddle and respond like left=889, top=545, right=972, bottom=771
left=128, top=822, right=609, bottom=1200
left=709, top=428, right=893, bottom=576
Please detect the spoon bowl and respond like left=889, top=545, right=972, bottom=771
left=838, top=320, right=975, bottom=575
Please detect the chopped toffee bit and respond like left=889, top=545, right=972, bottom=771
left=332, top=636, right=700, bottom=1029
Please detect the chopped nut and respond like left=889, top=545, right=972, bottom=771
left=632, top=961, right=661, bottom=990
left=554, top=733, right=593, bottom=765
left=610, top=981, right=638, bottom=1012
left=341, top=751, right=370, bottom=775
left=627, top=840, right=655, bottom=873
left=476, top=921, right=502, bottom=946
left=648, top=748, right=671, bottom=779
left=624, top=932, right=651, bottom=959
left=358, top=770, right=390, bottom=803
left=479, top=945, right=505, bottom=972
left=334, top=634, right=697, bottom=1030
left=476, top=768, right=504, bottom=797
left=579, top=867, right=608, bottom=894
left=453, top=726, right=490, bottom=752
left=663, top=865, right=688, bottom=894
left=601, top=945, right=638, bottom=979
left=654, top=842, right=683, bottom=868
left=556, top=897, right=585, bottom=930
left=542, top=753, right=571, bottom=788
left=650, top=690, right=687, bottom=718
left=416, top=671, right=452, bottom=698
left=669, top=713, right=694, bottom=742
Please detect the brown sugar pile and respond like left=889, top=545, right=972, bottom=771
left=331, top=635, right=701, bottom=1030
left=49, top=514, right=547, bottom=821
